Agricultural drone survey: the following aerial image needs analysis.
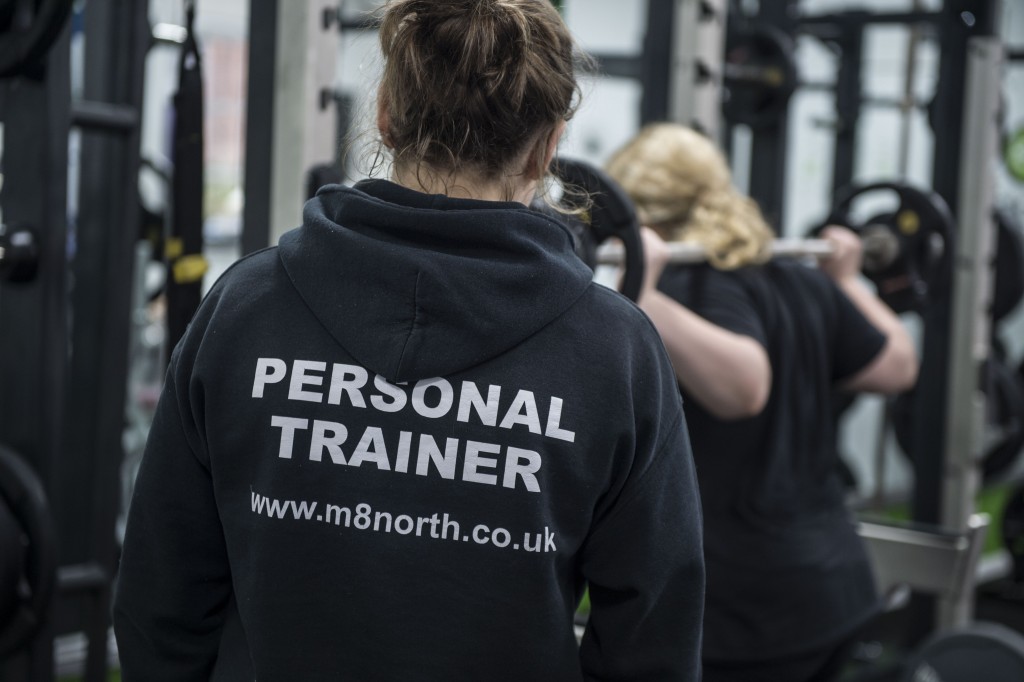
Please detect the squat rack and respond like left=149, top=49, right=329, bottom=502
left=554, top=0, right=1008, bottom=644
left=0, top=1, right=149, bottom=679
left=792, top=0, right=1004, bottom=638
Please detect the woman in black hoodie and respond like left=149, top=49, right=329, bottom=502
left=113, top=2, right=705, bottom=680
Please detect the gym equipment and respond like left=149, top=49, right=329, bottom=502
left=825, top=182, right=955, bottom=314
left=305, top=163, right=344, bottom=202
left=1002, top=482, right=1024, bottom=583
left=0, top=445, right=56, bottom=659
left=0, top=0, right=72, bottom=78
left=594, top=180, right=952, bottom=319
left=548, top=157, right=645, bottom=302
left=0, top=223, right=39, bottom=283
left=596, top=237, right=834, bottom=266
left=165, top=0, right=207, bottom=358
left=722, top=24, right=798, bottom=130
left=900, top=622, right=1024, bottom=681
left=0, top=500, right=22, bottom=632
left=892, top=357, right=1024, bottom=484
left=1006, top=125, right=1024, bottom=184
left=993, top=209, right=1024, bottom=323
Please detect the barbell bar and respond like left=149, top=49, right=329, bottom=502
left=595, top=237, right=837, bottom=267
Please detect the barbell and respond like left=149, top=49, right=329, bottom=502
left=592, top=188, right=946, bottom=318
left=595, top=237, right=836, bottom=266
left=551, top=157, right=1023, bottom=323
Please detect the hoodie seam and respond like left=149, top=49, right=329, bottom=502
left=394, top=270, right=422, bottom=376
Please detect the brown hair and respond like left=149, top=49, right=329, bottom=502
left=377, top=0, right=581, bottom=185
left=606, top=123, right=774, bottom=270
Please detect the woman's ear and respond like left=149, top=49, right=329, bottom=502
left=377, top=93, right=394, bottom=149
left=543, top=120, right=567, bottom=169
left=524, top=120, right=567, bottom=180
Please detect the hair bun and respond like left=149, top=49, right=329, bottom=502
left=377, top=0, right=580, bottom=178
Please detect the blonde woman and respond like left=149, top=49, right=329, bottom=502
left=608, top=123, right=917, bottom=682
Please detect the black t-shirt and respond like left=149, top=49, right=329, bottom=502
left=659, top=259, right=887, bottom=662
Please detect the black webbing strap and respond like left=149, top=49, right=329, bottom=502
left=166, top=0, right=207, bottom=358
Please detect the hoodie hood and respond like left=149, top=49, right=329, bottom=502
left=277, top=179, right=594, bottom=383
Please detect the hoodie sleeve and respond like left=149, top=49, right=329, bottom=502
left=113, top=343, right=232, bottom=681
left=578, top=340, right=705, bottom=681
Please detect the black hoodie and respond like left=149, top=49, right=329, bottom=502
left=113, top=179, right=704, bottom=681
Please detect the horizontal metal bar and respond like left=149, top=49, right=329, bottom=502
left=57, top=563, right=110, bottom=593
left=339, top=17, right=379, bottom=31
left=800, top=11, right=942, bottom=26
left=976, top=548, right=1012, bottom=585
left=857, top=514, right=989, bottom=596
left=152, top=22, right=187, bottom=46
left=587, top=54, right=643, bottom=80
left=595, top=238, right=835, bottom=267
left=71, top=100, right=139, bottom=132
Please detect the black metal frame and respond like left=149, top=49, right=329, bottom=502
left=241, top=0, right=278, bottom=256
left=0, top=0, right=148, bottom=679
left=726, top=0, right=798, bottom=230
left=639, top=0, right=675, bottom=125
left=583, top=0, right=1005, bottom=645
left=0, top=16, right=72, bottom=682
left=795, top=0, right=1003, bottom=645
left=58, top=3, right=149, bottom=680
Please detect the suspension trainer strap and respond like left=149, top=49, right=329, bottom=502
left=166, top=0, right=207, bottom=358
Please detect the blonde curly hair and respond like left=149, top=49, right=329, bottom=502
left=605, top=123, right=774, bottom=270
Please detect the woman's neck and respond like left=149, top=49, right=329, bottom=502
left=391, top=163, right=537, bottom=206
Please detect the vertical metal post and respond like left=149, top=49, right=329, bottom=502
left=241, top=0, right=337, bottom=253
left=60, top=2, right=149, bottom=679
left=640, top=0, right=675, bottom=125
left=937, top=34, right=1002, bottom=629
left=241, top=0, right=278, bottom=256
left=270, top=0, right=337, bottom=242
left=739, top=0, right=796, bottom=230
left=907, top=0, right=1000, bottom=639
left=668, top=0, right=728, bottom=140
left=831, top=17, right=864, bottom=197
left=0, top=19, right=71, bottom=681
left=0, top=30, right=71, bottom=501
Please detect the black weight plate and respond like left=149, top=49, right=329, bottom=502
left=985, top=359, right=1024, bottom=481
left=722, top=25, right=797, bottom=130
left=993, top=209, right=1024, bottom=323
left=550, top=157, right=644, bottom=302
left=532, top=197, right=599, bottom=271
left=0, top=445, right=56, bottom=658
left=0, top=499, right=23, bottom=630
left=902, top=622, right=1024, bottom=682
left=1003, top=483, right=1024, bottom=583
left=0, top=0, right=73, bottom=79
left=893, top=358, right=1024, bottom=484
left=828, top=182, right=955, bottom=314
